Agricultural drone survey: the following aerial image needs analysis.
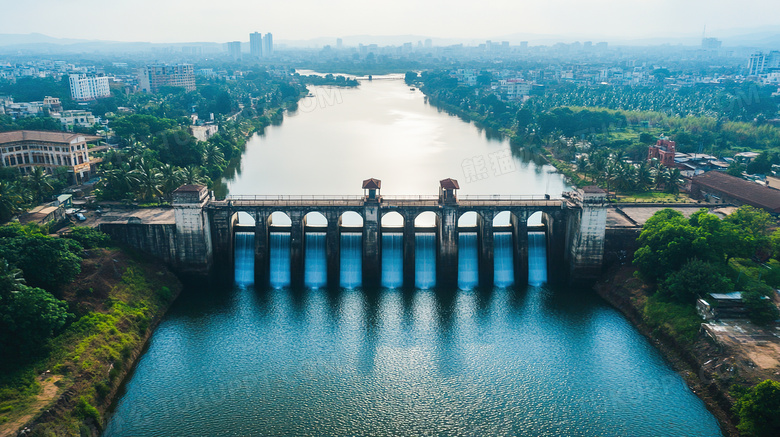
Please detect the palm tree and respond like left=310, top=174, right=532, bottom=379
left=159, top=164, right=185, bottom=200
left=98, top=163, right=139, bottom=201
left=26, top=166, right=54, bottom=203
left=203, top=143, right=226, bottom=177
left=129, top=158, right=163, bottom=203
left=0, top=258, right=25, bottom=297
left=0, top=180, right=28, bottom=222
left=635, top=161, right=653, bottom=192
left=665, top=168, right=682, bottom=194
left=183, top=166, right=211, bottom=186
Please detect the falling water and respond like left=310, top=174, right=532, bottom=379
left=340, top=233, right=362, bottom=288
left=528, top=231, right=548, bottom=286
left=233, top=232, right=255, bottom=286
left=494, top=232, right=514, bottom=287
left=382, top=233, right=403, bottom=288
left=305, top=232, right=327, bottom=288
left=458, top=232, right=478, bottom=289
left=415, top=233, right=436, bottom=289
left=269, top=232, right=291, bottom=289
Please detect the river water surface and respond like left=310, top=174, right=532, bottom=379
left=103, top=77, right=722, bottom=436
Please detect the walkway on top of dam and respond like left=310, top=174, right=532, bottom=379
left=211, top=194, right=566, bottom=209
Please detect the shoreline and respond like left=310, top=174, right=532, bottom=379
left=594, top=266, right=739, bottom=437
left=7, top=248, right=182, bottom=437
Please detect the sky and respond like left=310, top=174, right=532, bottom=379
left=1, top=0, right=777, bottom=43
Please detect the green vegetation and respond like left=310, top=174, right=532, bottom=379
left=0, top=166, right=70, bottom=223
left=90, top=69, right=307, bottom=204
left=0, top=223, right=83, bottom=292
left=633, top=205, right=779, bottom=339
left=733, top=380, right=780, bottom=437
left=630, top=206, right=780, bottom=435
left=0, top=223, right=181, bottom=435
left=296, top=73, right=359, bottom=87
left=658, top=259, right=733, bottom=304
left=413, top=69, right=780, bottom=196
left=643, top=293, right=703, bottom=344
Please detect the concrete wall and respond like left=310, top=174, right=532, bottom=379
left=172, top=187, right=213, bottom=276
left=99, top=223, right=177, bottom=264
left=566, top=190, right=608, bottom=282
left=604, top=227, right=642, bottom=270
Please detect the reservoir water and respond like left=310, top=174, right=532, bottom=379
left=104, top=78, right=723, bottom=436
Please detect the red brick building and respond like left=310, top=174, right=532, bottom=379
left=647, top=139, right=676, bottom=167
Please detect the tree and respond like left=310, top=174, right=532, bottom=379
left=129, top=158, right=163, bottom=203
left=0, top=284, right=69, bottom=362
left=639, top=132, right=654, bottom=144
left=726, top=205, right=773, bottom=260
left=659, top=259, right=733, bottom=304
left=734, top=380, right=780, bottom=437
left=742, top=291, right=779, bottom=326
left=727, top=161, right=746, bottom=177
left=0, top=229, right=82, bottom=293
left=0, top=180, right=28, bottom=222
left=26, top=166, right=54, bottom=204
left=63, top=227, right=112, bottom=249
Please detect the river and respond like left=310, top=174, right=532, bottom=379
left=103, top=77, right=723, bottom=436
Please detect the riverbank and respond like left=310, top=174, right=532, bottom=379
left=0, top=246, right=182, bottom=437
left=594, top=265, right=780, bottom=436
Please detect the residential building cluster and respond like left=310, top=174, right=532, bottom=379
left=0, top=95, right=99, bottom=129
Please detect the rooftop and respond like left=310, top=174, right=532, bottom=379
left=692, top=171, right=780, bottom=212
left=362, top=178, right=381, bottom=189
left=0, top=130, right=101, bottom=145
left=439, top=178, right=460, bottom=189
left=173, top=184, right=207, bottom=193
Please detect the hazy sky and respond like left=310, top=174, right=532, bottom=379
left=2, top=0, right=777, bottom=43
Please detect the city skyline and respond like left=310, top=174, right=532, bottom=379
left=1, top=0, right=778, bottom=44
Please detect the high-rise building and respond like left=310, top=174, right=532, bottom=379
left=227, top=41, right=242, bottom=60
left=250, top=32, right=263, bottom=58
left=748, top=51, right=780, bottom=76
left=336, top=38, right=343, bottom=49
left=69, top=74, right=110, bottom=101
left=701, top=37, right=722, bottom=50
left=424, top=39, right=432, bottom=48
left=262, top=33, right=273, bottom=57
left=138, top=64, right=196, bottom=93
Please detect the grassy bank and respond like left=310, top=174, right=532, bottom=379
left=0, top=247, right=181, bottom=436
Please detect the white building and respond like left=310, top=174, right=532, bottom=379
left=748, top=51, right=780, bottom=76
left=262, top=33, right=273, bottom=58
left=52, top=110, right=97, bottom=129
left=250, top=32, right=263, bottom=58
left=498, top=79, right=532, bottom=101
left=69, top=74, right=111, bottom=101
left=138, top=64, right=196, bottom=93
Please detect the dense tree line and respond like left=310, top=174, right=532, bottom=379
left=634, top=206, right=778, bottom=324
left=296, top=73, right=359, bottom=87
left=0, top=224, right=111, bottom=368
left=412, top=70, right=780, bottom=172
left=0, top=166, right=70, bottom=222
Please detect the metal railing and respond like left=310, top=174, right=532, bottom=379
left=225, top=195, right=364, bottom=201
left=222, top=194, right=562, bottom=202
left=459, top=194, right=560, bottom=201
